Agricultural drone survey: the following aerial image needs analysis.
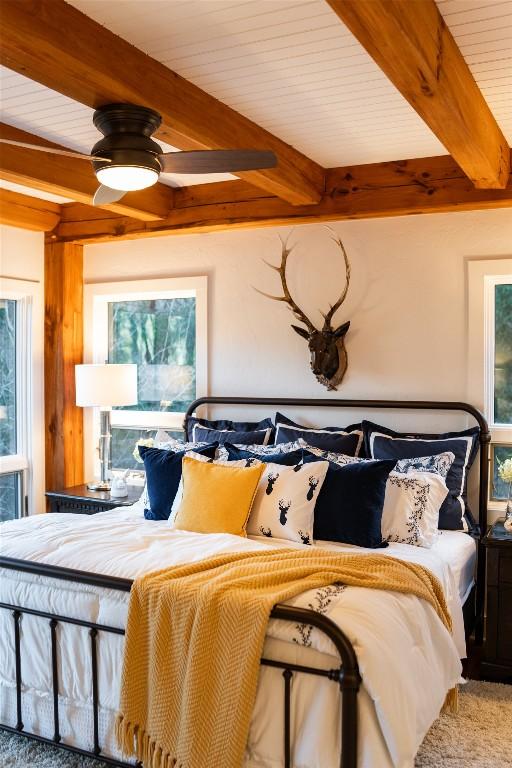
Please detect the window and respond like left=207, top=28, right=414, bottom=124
left=0, top=298, right=23, bottom=520
left=0, top=278, right=43, bottom=519
left=485, top=276, right=512, bottom=502
left=0, top=472, right=22, bottom=521
left=468, top=259, right=512, bottom=515
left=84, top=277, right=207, bottom=478
left=491, top=281, right=512, bottom=426
left=0, top=299, right=16, bottom=457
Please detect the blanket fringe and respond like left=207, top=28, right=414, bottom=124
left=443, top=686, right=459, bottom=714
left=116, top=714, right=182, bottom=768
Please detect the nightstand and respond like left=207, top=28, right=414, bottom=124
left=481, top=519, right=512, bottom=681
left=46, top=484, right=142, bottom=514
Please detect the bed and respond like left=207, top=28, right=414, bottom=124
left=0, top=397, right=490, bottom=768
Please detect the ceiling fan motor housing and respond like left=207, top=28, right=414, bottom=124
left=91, top=103, right=163, bottom=175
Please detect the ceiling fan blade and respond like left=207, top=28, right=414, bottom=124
left=93, top=185, right=126, bottom=206
left=158, top=149, right=277, bottom=174
left=0, top=138, right=111, bottom=162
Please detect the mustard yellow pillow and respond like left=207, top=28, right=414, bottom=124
left=173, top=456, right=265, bottom=537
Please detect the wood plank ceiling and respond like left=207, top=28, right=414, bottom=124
left=67, top=0, right=511, bottom=165
left=1, top=1, right=510, bottom=169
left=0, top=0, right=510, bottom=224
left=440, top=0, right=512, bottom=143
left=36, top=0, right=447, bottom=166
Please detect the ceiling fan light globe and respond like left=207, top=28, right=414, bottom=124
left=96, top=165, right=159, bottom=191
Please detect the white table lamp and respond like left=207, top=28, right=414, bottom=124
left=75, top=363, right=138, bottom=491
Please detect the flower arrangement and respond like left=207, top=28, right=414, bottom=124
left=498, top=457, right=512, bottom=485
left=498, top=455, right=512, bottom=531
left=133, top=437, right=154, bottom=464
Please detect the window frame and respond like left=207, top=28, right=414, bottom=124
left=468, top=258, right=512, bottom=516
left=0, top=277, right=44, bottom=516
left=84, top=276, right=207, bottom=478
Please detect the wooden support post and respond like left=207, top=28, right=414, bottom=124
left=44, top=241, right=84, bottom=491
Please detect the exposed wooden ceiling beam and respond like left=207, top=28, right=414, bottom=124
left=0, top=0, right=325, bottom=206
left=326, top=0, right=510, bottom=190
left=0, top=187, right=61, bottom=231
left=0, top=123, right=174, bottom=221
left=50, top=154, right=512, bottom=244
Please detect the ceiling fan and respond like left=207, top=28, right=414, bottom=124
left=0, top=103, right=277, bottom=206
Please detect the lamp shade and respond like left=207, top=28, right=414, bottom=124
left=75, top=364, right=138, bottom=408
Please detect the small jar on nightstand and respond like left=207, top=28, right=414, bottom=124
left=481, top=519, right=512, bottom=681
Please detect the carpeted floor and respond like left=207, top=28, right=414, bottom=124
left=0, top=680, right=510, bottom=767
left=414, top=680, right=512, bottom=767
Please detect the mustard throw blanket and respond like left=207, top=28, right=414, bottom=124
left=116, top=549, right=453, bottom=768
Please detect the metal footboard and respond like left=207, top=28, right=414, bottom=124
left=0, top=556, right=361, bottom=768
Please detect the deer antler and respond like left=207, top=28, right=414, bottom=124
left=320, top=227, right=351, bottom=332
left=254, top=232, right=317, bottom=334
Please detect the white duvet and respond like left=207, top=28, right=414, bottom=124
left=0, top=505, right=465, bottom=768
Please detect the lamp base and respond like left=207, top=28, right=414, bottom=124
left=87, top=480, right=111, bottom=492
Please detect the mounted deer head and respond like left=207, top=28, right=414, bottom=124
left=255, top=228, right=351, bottom=390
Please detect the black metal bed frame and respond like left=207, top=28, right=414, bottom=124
left=0, top=397, right=490, bottom=768
left=0, top=560, right=360, bottom=768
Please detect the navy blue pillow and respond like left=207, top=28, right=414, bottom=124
left=362, top=420, right=480, bottom=531
left=223, top=443, right=306, bottom=466
left=186, top=416, right=274, bottom=442
left=274, top=412, right=363, bottom=456
left=302, top=453, right=395, bottom=548
left=193, top=426, right=272, bottom=446
left=276, top=412, right=361, bottom=433
left=140, top=444, right=217, bottom=521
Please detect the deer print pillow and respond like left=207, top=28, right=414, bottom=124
left=247, top=460, right=329, bottom=545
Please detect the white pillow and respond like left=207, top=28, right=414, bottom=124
left=171, top=451, right=328, bottom=545
left=394, top=453, right=455, bottom=479
left=154, top=430, right=210, bottom=452
left=216, top=440, right=304, bottom=461
left=247, top=460, right=328, bottom=545
left=382, top=470, right=449, bottom=548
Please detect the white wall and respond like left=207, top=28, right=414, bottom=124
left=0, top=225, right=44, bottom=282
left=0, top=225, right=45, bottom=513
left=84, top=208, right=512, bottom=522
left=84, top=208, right=512, bottom=431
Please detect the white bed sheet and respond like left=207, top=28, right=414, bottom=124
left=0, top=506, right=466, bottom=768
left=430, top=530, right=477, bottom=604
